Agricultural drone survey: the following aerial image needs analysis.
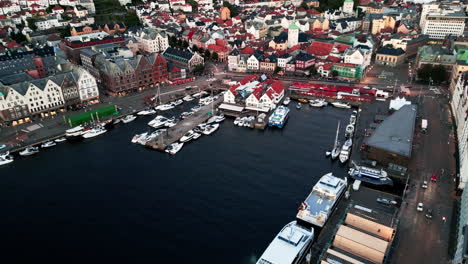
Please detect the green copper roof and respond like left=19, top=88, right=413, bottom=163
left=0, top=92, right=3, bottom=97
left=345, top=0, right=353, bottom=3
left=457, top=49, right=468, bottom=63
left=289, top=20, right=299, bottom=30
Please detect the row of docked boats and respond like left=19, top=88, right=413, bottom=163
left=284, top=97, right=351, bottom=109
left=257, top=173, right=347, bottom=264
left=234, top=116, right=255, bottom=127
left=326, top=110, right=357, bottom=164
left=165, top=122, right=221, bottom=155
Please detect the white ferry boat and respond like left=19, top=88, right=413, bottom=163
left=268, top=106, right=290, bottom=128
left=348, top=163, right=393, bottom=185
left=296, top=173, right=347, bottom=228
left=256, top=221, right=314, bottom=264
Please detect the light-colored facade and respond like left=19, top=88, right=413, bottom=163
left=342, top=0, right=353, bottom=14
left=451, top=73, right=468, bottom=190
left=131, top=28, right=169, bottom=54
left=247, top=55, right=259, bottom=71
left=288, top=20, right=299, bottom=48
left=421, top=7, right=466, bottom=39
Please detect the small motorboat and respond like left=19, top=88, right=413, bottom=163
left=41, top=141, right=56, bottom=148
left=82, top=126, right=107, bottom=139
left=172, top=99, right=183, bottom=106
left=283, top=97, right=291, bottom=105
left=165, top=118, right=177, bottom=128
left=234, top=117, right=241, bottom=126
left=180, top=112, right=193, bottom=120
left=131, top=132, right=148, bottom=144
left=65, top=125, right=85, bottom=137
left=296, top=103, right=302, bottom=109
left=165, top=142, right=184, bottom=155
left=183, top=95, right=195, bottom=102
left=298, top=98, right=308, bottom=103
left=137, top=109, right=157, bottom=116
left=54, top=137, right=66, bottom=143
left=332, top=102, right=351, bottom=109
left=207, top=114, right=225, bottom=124
left=202, top=123, right=220, bottom=135
left=112, top=118, right=122, bottom=125
left=180, top=130, right=195, bottom=143
left=193, top=132, right=202, bottom=140
left=19, top=146, right=39, bottom=156
left=345, top=124, right=355, bottom=138
left=192, top=91, right=208, bottom=98
left=339, top=139, right=353, bottom=164
left=155, top=104, right=174, bottom=111
left=331, top=144, right=341, bottom=160
left=350, top=115, right=356, bottom=126
left=325, top=151, right=331, bottom=157
left=148, top=116, right=169, bottom=128
left=309, top=99, right=328, bottom=108
left=122, top=115, right=137, bottom=124
left=0, top=152, right=13, bottom=166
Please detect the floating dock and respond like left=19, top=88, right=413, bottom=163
left=145, top=97, right=223, bottom=151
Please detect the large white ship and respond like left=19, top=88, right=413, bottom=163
left=296, top=173, right=347, bottom=228
left=268, top=106, right=290, bottom=128
left=256, top=221, right=314, bottom=264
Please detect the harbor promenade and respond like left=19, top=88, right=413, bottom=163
left=146, top=97, right=223, bottom=151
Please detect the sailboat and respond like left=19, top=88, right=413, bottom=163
left=330, top=121, right=341, bottom=160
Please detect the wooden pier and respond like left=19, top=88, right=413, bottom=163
left=145, top=97, right=223, bottom=151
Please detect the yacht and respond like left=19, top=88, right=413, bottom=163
left=137, top=108, right=157, bottom=116
left=41, top=141, right=56, bottom=148
left=345, top=124, right=354, bottom=138
left=283, top=97, right=291, bottom=105
left=122, top=115, right=137, bottom=124
left=180, top=130, right=195, bottom=143
left=193, top=123, right=207, bottom=133
left=180, top=112, right=193, bottom=120
left=54, top=137, right=66, bottom=143
left=155, top=104, right=174, bottom=111
left=148, top=116, right=169, bottom=128
left=309, top=99, right=328, bottom=108
left=172, top=99, right=184, bottom=106
left=339, top=139, right=352, bottom=164
left=165, top=142, right=184, bottom=155
left=209, top=115, right=225, bottom=123
left=192, top=91, right=208, bottom=98
left=65, top=125, right=85, bottom=137
left=165, top=118, right=177, bottom=128
left=183, top=95, right=195, bottom=102
left=192, top=132, right=202, bottom=140
left=82, top=126, right=107, bottom=139
left=132, top=132, right=148, bottom=144
left=256, top=221, right=314, bottom=264
left=348, top=162, right=393, bottom=185
left=202, top=123, right=219, bottom=135
left=234, top=117, right=241, bottom=126
left=349, top=115, right=356, bottom=126
left=268, top=106, right=290, bottom=128
left=0, top=151, right=13, bottom=166
left=19, top=146, right=39, bottom=156
left=297, top=173, right=347, bottom=228
left=296, top=102, right=302, bottom=109
left=330, top=121, right=341, bottom=160
left=331, top=102, right=351, bottom=109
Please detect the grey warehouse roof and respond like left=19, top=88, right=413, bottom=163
left=365, top=104, right=417, bottom=157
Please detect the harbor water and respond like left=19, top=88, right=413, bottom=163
left=0, top=103, right=352, bottom=263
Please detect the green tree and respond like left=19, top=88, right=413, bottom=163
left=331, top=70, right=339, bottom=77
left=212, top=52, right=219, bottom=61
left=10, top=32, right=26, bottom=43
left=59, top=25, right=71, bottom=38
left=192, top=45, right=199, bottom=52
left=309, top=67, right=318, bottom=76
left=274, top=66, right=281, bottom=74
left=204, top=49, right=211, bottom=58
left=186, top=0, right=198, bottom=12
left=299, top=1, right=309, bottom=9
left=222, top=1, right=239, bottom=17
left=182, top=40, right=189, bottom=48
left=417, top=64, right=432, bottom=82
left=61, top=13, right=71, bottom=21
left=27, top=18, right=37, bottom=31
left=193, top=64, right=205, bottom=75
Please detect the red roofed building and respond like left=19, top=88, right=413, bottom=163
left=307, top=41, right=334, bottom=59
left=241, top=46, right=255, bottom=55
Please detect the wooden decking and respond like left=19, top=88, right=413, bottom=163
left=145, top=97, right=223, bottom=151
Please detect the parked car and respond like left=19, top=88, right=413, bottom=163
left=425, top=209, right=433, bottom=219
left=431, top=174, right=438, bottom=182
left=421, top=181, right=428, bottom=189
left=417, top=202, right=424, bottom=212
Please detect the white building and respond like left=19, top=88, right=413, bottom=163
left=344, top=48, right=371, bottom=69
left=129, top=28, right=169, bottom=54
left=342, top=0, right=353, bottom=14
left=421, top=11, right=466, bottom=39
left=288, top=20, right=299, bottom=48
left=277, top=54, right=292, bottom=68
left=419, top=3, right=440, bottom=27
left=35, top=16, right=62, bottom=31
left=247, top=55, right=259, bottom=71
left=451, top=73, right=468, bottom=190
left=73, top=67, right=99, bottom=103
left=228, top=49, right=240, bottom=71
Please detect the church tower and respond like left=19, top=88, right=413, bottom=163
left=288, top=20, right=299, bottom=48
left=343, top=0, right=354, bottom=14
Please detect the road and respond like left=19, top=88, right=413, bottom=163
left=389, top=95, right=457, bottom=264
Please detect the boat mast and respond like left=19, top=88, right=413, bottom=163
left=334, top=121, right=340, bottom=148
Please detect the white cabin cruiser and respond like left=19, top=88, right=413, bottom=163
left=172, top=99, right=183, bottom=106
left=137, top=109, right=156, bottom=116
left=283, top=97, right=291, bottom=105
left=54, top=137, right=66, bottom=143
left=122, top=115, right=137, bottom=124
left=65, top=125, right=85, bottom=137
left=148, top=116, right=169, bottom=128
left=180, top=130, right=195, bottom=143
left=183, top=95, right=194, bottom=102
left=19, top=146, right=39, bottom=156
left=339, top=139, right=352, bottom=164
left=331, top=102, right=351, bottom=109
left=345, top=124, right=354, bottom=138
left=192, top=132, right=202, bottom=140
left=0, top=151, right=13, bottom=166
left=309, top=99, right=328, bottom=108
left=256, top=221, right=314, bottom=264
left=155, top=104, right=174, bottom=111
left=165, top=142, right=184, bottom=155
left=202, top=124, right=219, bottom=135
left=131, top=132, right=148, bottom=144
left=82, top=126, right=107, bottom=139
left=165, top=118, right=177, bottom=128
left=41, top=141, right=56, bottom=148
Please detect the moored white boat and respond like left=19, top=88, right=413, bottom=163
left=19, top=146, right=39, bottom=156
left=268, top=106, right=290, bottom=128
left=0, top=151, right=13, bottom=166
left=256, top=221, right=314, bottom=264
left=82, top=126, right=107, bottom=139
left=165, top=118, right=177, bottom=128
left=137, top=109, right=157, bottom=116
left=283, top=97, right=291, bottom=105
left=345, top=124, right=354, bottom=138
left=180, top=130, right=195, bottom=143
left=122, top=115, right=137, bottom=124
left=165, top=142, right=184, bottom=155
left=172, top=99, right=183, bottom=106
left=296, top=102, right=302, bottom=109
left=192, top=91, right=208, bottom=98
left=41, top=141, right=56, bottom=148
left=309, top=99, right=328, bottom=108
left=234, top=117, right=241, bottom=126
left=331, top=102, right=351, bottom=109
left=148, top=115, right=169, bottom=128
left=131, top=132, right=147, bottom=144
left=192, top=132, right=201, bottom=140
left=65, top=125, right=85, bottom=137
left=155, top=104, right=174, bottom=111
left=339, top=139, right=352, bottom=164
left=330, top=121, right=341, bottom=160
left=54, top=137, right=66, bottom=143
left=183, top=95, right=194, bottom=102
left=348, top=162, right=393, bottom=185
left=202, top=123, right=219, bottom=135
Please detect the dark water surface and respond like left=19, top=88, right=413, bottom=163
left=1, top=103, right=352, bottom=263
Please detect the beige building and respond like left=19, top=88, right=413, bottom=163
left=375, top=47, right=405, bottom=67
left=371, top=16, right=396, bottom=35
